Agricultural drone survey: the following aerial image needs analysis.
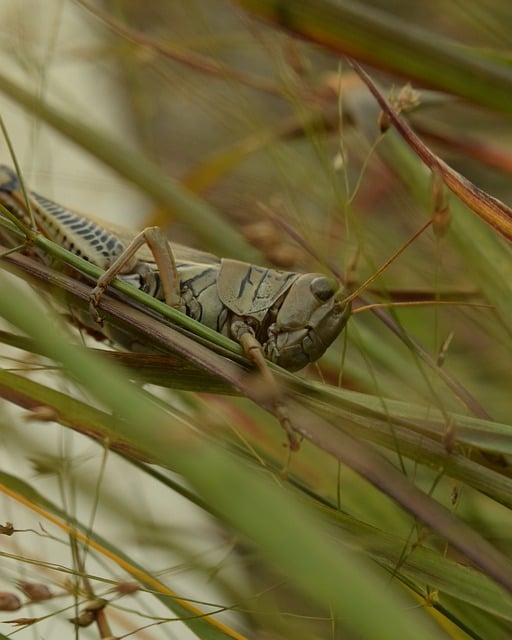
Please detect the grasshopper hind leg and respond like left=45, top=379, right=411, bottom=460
left=89, top=226, right=184, bottom=318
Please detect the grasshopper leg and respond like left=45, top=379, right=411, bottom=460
left=90, top=226, right=182, bottom=319
left=232, top=321, right=300, bottom=451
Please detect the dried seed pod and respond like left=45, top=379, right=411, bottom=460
left=0, top=592, right=22, bottom=611
left=17, top=582, right=53, bottom=602
left=3, top=617, right=38, bottom=626
left=83, top=598, right=108, bottom=612
left=0, top=522, right=14, bottom=536
left=69, top=610, right=94, bottom=627
left=114, top=581, right=140, bottom=596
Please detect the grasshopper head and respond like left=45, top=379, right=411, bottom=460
left=263, top=273, right=351, bottom=371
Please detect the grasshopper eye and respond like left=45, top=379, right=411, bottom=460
left=310, top=276, right=338, bottom=302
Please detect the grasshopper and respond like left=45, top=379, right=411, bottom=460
left=0, top=164, right=351, bottom=447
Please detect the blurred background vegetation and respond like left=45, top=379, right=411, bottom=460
left=1, top=1, right=512, bottom=638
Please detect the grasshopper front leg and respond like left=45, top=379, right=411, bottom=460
left=231, top=319, right=300, bottom=451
